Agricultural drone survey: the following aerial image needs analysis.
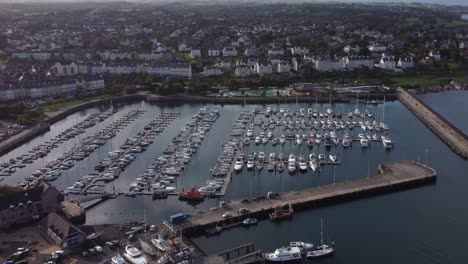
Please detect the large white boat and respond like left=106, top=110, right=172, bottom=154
left=309, top=154, right=319, bottom=172
left=124, top=245, right=147, bottom=264
left=360, top=138, right=369, bottom=148
left=234, top=158, right=244, bottom=171
left=151, top=237, right=170, bottom=252
left=247, top=158, right=255, bottom=170
left=290, top=241, right=314, bottom=252
left=265, top=246, right=302, bottom=262
left=382, top=136, right=393, bottom=149
left=288, top=154, right=296, bottom=173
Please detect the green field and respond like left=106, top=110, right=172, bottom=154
left=43, top=95, right=109, bottom=113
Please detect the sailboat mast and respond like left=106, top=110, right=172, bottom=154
left=382, top=95, right=386, bottom=122
left=320, top=217, right=324, bottom=245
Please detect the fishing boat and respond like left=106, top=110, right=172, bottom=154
left=265, top=246, right=302, bottom=262
left=123, top=245, right=147, bottom=264
left=306, top=218, right=335, bottom=259
left=179, top=188, right=205, bottom=201
left=270, top=204, right=294, bottom=221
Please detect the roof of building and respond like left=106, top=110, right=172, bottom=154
left=40, top=212, right=86, bottom=241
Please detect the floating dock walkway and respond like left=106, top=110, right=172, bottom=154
left=179, top=161, right=436, bottom=234
left=398, top=87, right=468, bottom=159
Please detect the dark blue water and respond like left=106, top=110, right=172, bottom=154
left=1, top=92, right=467, bottom=263
left=419, top=90, right=468, bottom=134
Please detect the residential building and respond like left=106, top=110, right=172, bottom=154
left=0, top=181, right=63, bottom=229
left=178, top=43, right=191, bottom=52
left=277, top=61, right=291, bottom=73
left=367, top=44, right=387, bottom=52
left=40, top=212, right=86, bottom=249
left=234, top=66, right=253, bottom=77
left=208, top=49, right=220, bottom=57
left=429, top=51, right=441, bottom=61
left=375, top=55, right=396, bottom=71
left=290, top=46, right=309, bottom=56
left=190, top=49, right=201, bottom=59
left=223, top=47, right=238, bottom=57
left=147, top=63, right=192, bottom=78
left=314, top=58, right=346, bottom=72
left=397, top=57, right=415, bottom=69
left=345, top=56, right=374, bottom=71
left=268, top=48, right=285, bottom=56
left=254, top=61, right=273, bottom=75
left=201, top=66, right=223, bottom=77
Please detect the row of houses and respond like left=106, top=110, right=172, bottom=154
left=90, top=63, right=192, bottom=78
left=307, top=55, right=415, bottom=72
left=0, top=77, right=104, bottom=101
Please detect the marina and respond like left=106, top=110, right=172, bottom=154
left=12, top=109, right=146, bottom=187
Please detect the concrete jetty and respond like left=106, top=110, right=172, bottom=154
left=398, top=87, right=468, bottom=159
left=179, top=161, right=436, bottom=234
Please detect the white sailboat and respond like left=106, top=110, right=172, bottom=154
left=306, top=218, right=335, bottom=259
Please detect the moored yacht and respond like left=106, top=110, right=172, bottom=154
left=151, top=237, right=170, bottom=252
left=265, top=246, right=302, bottom=262
left=382, top=136, right=393, bottom=149
left=288, top=154, right=296, bottom=173
left=360, top=138, right=369, bottom=148
left=234, top=158, right=244, bottom=171
left=124, top=245, right=147, bottom=264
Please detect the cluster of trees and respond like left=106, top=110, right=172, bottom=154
left=17, top=108, right=45, bottom=126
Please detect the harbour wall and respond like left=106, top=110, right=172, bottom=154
left=397, top=87, right=468, bottom=159
left=181, top=161, right=436, bottom=236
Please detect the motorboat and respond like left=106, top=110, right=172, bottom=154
left=255, top=137, right=261, bottom=145
left=298, top=156, right=307, bottom=172
left=287, top=154, right=296, bottom=173
left=265, top=246, right=302, bottom=262
left=329, top=154, right=337, bottom=162
left=198, top=187, right=217, bottom=195
left=234, top=158, right=244, bottom=171
left=309, top=154, right=319, bottom=172
left=111, top=253, right=126, bottom=264
left=243, top=218, right=258, bottom=225
left=290, top=241, right=314, bottom=252
left=247, top=158, right=255, bottom=170
left=307, top=138, right=315, bottom=147
left=179, top=188, right=204, bottom=201
left=342, top=138, right=350, bottom=148
left=243, top=138, right=250, bottom=145
left=280, top=135, right=286, bottom=144
left=360, top=138, right=369, bottom=148
left=382, top=136, right=393, bottom=149
left=124, top=245, right=147, bottom=264
left=151, top=237, right=170, bottom=252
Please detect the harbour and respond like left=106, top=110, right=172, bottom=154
left=0, top=90, right=467, bottom=264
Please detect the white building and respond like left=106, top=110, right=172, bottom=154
left=277, top=61, right=291, bottom=73
left=234, top=66, right=253, bottom=77
left=397, top=57, right=415, bottom=69
left=51, top=62, right=88, bottom=76
left=190, top=49, right=201, bottom=59
left=429, top=51, right=441, bottom=61
left=268, top=48, right=285, bottom=56
left=178, top=43, right=191, bottom=52
left=99, top=51, right=133, bottom=61
left=201, top=67, right=223, bottom=77
left=223, top=47, right=238, bottom=57
left=367, top=44, right=387, bottom=52
left=314, top=58, right=346, bottom=72
left=375, top=56, right=396, bottom=71
left=345, top=56, right=374, bottom=71
left=254, top=62, right=273, bottom=75
left=343, top=45, right=360, bottom=53
left=290, top=47, right=309, bottom=56
left=147, top=63, right=192, bottom=78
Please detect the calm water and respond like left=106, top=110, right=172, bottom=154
left=1, top=92, right=468, bottom=263
left=419, top=90, right=468, bottom=134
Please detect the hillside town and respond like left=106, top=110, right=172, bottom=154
left=0, top=3, right=467, bottom=101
